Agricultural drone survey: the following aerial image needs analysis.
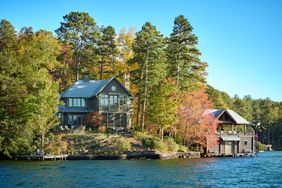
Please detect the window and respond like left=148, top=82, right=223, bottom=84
left=121, top=113, right=127, bottom=127
left=109, top=94, right=119, bottom=110
left=244, top=140, right=248, bottom=145
left=99, top=94, right=109, bottom=110
left=68, top=114, right=85, bottom=125
left=69, top=98, right=86, bottom=107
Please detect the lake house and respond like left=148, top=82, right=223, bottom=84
left=58, top=76, right=133, bottom=130
left=207, top=109, right=256, bottom=156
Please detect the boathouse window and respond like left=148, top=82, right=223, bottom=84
left=69, top=98, right=86, bottom=107
left=244, top=140, right=248, bottom=145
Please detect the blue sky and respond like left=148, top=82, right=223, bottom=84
left=1, top=0, right=282, bottom=101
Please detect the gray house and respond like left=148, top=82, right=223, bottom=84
left=58, top=77, right=133, bottom=130
left=207, top=109, right=256, bottom=156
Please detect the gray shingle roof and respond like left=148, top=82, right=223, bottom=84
left=60, top=78, right=112, bottom=98
left=226, top=109, right=250, bottom=125
left=207, top=109, right=250, bottom=125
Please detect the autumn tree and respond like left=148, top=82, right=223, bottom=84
left=167, top=15, right=207, bottom=90
left=85, top=112, right=104, bottom=131
left=56, top=12, right=101, bottom=80
left=132, top=22, right=166, bottom=130
left=0, top=22, right=60, bottom=157
left=147, top=78, right=179, bottom=140
left=116, top=28, right=136, bottom=88
left=177, top=90, right=216, bottom=150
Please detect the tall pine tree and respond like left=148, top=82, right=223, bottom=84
left=132, top=22, right=166, bottom=130
left=56, top=12, right=101, bottom=80
left=167, top=15, right=207, bottom=90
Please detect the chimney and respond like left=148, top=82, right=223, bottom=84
left=83, top=75, right=89, bottom=82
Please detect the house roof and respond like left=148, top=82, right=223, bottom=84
left=60, top=77, right=132, bottom=98
left=207, top=109, right=250, bottom=125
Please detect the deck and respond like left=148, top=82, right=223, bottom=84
left=15, top=154, right=68, bottom=161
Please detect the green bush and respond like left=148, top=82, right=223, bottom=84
left=256, top=141, right=267, bottom=151
left=155, top=140, right=169, bottom=153
left=116, top=138, right=131, bottom=153
left=178, top=145, right=188, bottom=152
left=165, top=137, right=179, bottom=152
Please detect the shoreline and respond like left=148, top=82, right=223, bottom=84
left=12, top=151, right=201, bottom=161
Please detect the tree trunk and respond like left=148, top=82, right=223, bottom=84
left=76, top=62, right=79, bottom=81
left=41, top=133, right=45, bottom=155
left=141, top=51, right=149, bottom=131
left=136, top=92, right=141, bottom=128
left=177, top=63, right=180, bottom=85
left=160, top=126, right=164, bottom=141
left=100, top=59, right=103, bottom=80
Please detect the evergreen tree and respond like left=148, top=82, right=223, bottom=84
left=0, top=19, right=17, bottom=50
left=56, top=12, right=100, bottom=80
left=132, top=22, right=166, bottom=130
left=147, top=78, right=179, bottom=140
left=97, top=26, right=118, bottom=79
left=167, top=15, right=207, bottom=90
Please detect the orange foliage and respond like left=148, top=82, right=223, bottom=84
left=177, top=90, right=218, bottom=149
left=85, top=112, right=104, bottom=130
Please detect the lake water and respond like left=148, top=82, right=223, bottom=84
left=0, top=151, right=282, bottom=188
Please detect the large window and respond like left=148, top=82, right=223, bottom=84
left=109, top=94, right=119, bottom=110
left=99, top=94, right=109, bottom=110
left=69, top=98, right=86, bottom=107
left=68, top=114, right=85, bottom=125
left=102, top=113, right=127, bottom=128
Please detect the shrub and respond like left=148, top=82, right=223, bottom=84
left=165, top=137, right=179, bottom=152
left=116, top=138, right=131, bottom=153
left=256, top=141, right=267, bottom=151
left=178, top=145, right=188, bottom=152
left=45, top=134, right=68, bottom=155
left=85, top=112, right=103, bottom=130
left=98, top=126, right=107, bottom=133
left=155, top=140, right=169, bottom=153
left=141, top=137, right=155, bottom=148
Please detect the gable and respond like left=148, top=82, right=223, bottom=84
left=98, top=77, right=132, bottom=97
left=208, top=109, right=250, bottom=125
left=217, top=111, right=236, bottom=124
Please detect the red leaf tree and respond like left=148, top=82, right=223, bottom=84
left=85, top=112, right=104, bottom=131
left=176, top=89, right=218, bottom=151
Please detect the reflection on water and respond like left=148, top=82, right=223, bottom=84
left=0, top=151, right=282, bottom=187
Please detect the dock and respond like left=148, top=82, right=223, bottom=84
left=15, top=154, right=68, bottom=161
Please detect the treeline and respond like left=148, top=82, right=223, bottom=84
left=0, top=11, right=281, bottom=157
left=207, top=85, right=282, bottom=147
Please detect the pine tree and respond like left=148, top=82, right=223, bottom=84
left=0, top=19, right=17, bottom=50
left=132, top=22, right=166, bottom=130
left=56, top=12, right=100, bottom=80
left=167, top=15, right=207, bottom=90
left=147, top=78, right=179, bottom=140
left=97, top=26, right=118, bottom=79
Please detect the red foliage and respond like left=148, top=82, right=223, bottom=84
left=177, top=89, right=218, bottom=148
left=85, top=112, right=104, bottom=130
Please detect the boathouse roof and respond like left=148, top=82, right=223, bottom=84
left=207, top=109, right=250, bottom=125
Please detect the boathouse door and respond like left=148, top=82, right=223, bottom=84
left=224, top=141, right=232, bottom=154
